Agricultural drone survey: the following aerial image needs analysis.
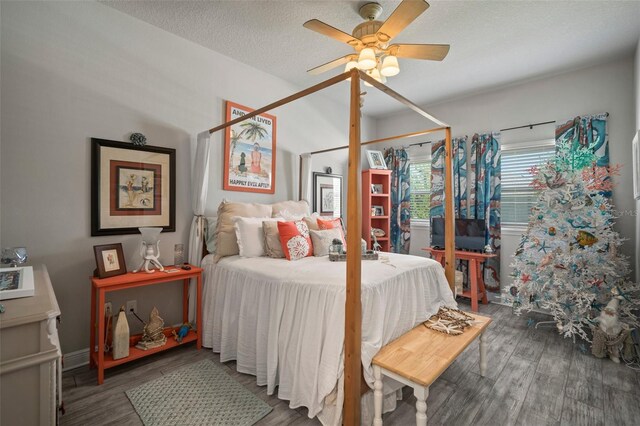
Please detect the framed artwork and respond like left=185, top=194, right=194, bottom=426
left=91, top=138, right=175, bottom=236
left=366, top=150, right=387, bottom=169
left=371, top=184, right=383, bottom=194
left=0, top=266, right=35, bottom=300
left=223, top=101, right=277, bottom=194
left=372, top=205, right=384, bottom=216
left=633, top=130, right=639, bottom=200
left=313, top=172, right=342, bottom=218
left=93, top=243, right=127, bottom=279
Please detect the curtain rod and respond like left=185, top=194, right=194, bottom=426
left=499, top=120, right=556, bottom=132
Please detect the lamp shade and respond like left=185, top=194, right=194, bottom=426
left=370, top=67, right=382, bottom=82
left=358, top=48, right=376, bottom=71
left=381, top=55, right=400, bottom=77
left=344, top=60, right=359, bottom=73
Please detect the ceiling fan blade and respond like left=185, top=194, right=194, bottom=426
left=303, top=19, right=362, bottom=48
left=391, top=44, right=450, bottom=61
left=307, top=55, right=355, bottom=75
left=377, top=0, right=430, bottom=42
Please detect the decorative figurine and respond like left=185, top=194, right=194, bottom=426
left=371, top=230, right=382, bottom=253
left=135, top=307, right=167, bottom=350
left=591, top=290, right=634, bottom=363
left=172, top=322, right=192, bottom=343
left=1, top=247, right=28, bottom=267
left=132, top=227, right=164, bottom=273
left=112, top=306, right=130, bottom=360
left=129, top=132, right=147, bottom=146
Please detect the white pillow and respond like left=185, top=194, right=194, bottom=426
left=233, top=217, right=280, bottom=258
left=309, top=228, right=344, bottom=257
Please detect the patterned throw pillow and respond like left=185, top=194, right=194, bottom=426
left=277, top=220, right=314, bottom=261
left=309, top=228, right=344, bottom=257
left=317, top=217, right=345, bottom=244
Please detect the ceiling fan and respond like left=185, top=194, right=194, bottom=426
left=303, top=0, right=449, bottom=84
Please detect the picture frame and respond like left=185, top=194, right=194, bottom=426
left=633, top=130, right=639, bottom=200
left=93, top=243, right=127, bottom=279
left=313, top=172, right=342, bottom=218
left=371, top=184, right=383, bottom=194
left=91, top=138, right=176, bottom=236
left=223, top=101, right=277, bottom=194
left=366, top=150, right=387, bottom=170
left=0, top=266, right=35, bottom=300
left=372, top=205, right=384, bottom=216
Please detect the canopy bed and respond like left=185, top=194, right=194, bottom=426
left=196, top=69, right=456, bottom=424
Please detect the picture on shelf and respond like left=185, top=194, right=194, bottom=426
left=371, top=184, right=383, bottom=194
left=93, top=243, right=127, bottom=279
left=366, top=150, right=387, bottom=170
left=372, top=205, right=384, bottom=216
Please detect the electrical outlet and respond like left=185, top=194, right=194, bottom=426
left=126, top=300, right=137, bottom=315
left=104, top=302, right=113, bottom=316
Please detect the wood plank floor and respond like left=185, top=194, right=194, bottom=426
left=61, top=301, right=640, bottom=425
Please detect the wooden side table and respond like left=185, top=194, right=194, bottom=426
left=422, top=248, right=496, bottom=312
left=89, top=265, right=203, bottom=384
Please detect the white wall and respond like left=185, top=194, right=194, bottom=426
left=376, top=57, right=638, bottom=287
left=0, top=1, right=374, bottom=353
left=635, top=37, right=640, bottom=282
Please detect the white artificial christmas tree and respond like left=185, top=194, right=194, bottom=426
left=504, top=141, right=639, bottom=342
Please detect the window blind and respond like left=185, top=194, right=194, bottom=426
left=410, top=160, right=431, bottom=220
left=502, top=144, right=555, bottom=224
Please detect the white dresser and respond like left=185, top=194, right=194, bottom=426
left=0, top=265, right=62, bottom=425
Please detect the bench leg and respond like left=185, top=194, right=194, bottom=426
left=373, top=365, right=383, bottom=426
left=479, top=331, right=487, bottom=377
left=414, top=386, right=429, bottom=426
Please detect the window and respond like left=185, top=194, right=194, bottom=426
left=501, top=140, right=555, bottom=224
left=410, top=159, right=431, bottom=221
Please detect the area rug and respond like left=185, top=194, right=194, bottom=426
left=126, top=359, right=272, bottom=426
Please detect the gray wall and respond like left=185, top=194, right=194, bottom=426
left=635, top=37, right=640, bottom=282
left=0, top=1, right=374, bottom=354
left=375, top=57, right=638, bottom=287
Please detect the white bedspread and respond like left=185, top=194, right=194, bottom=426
left=201, top=253, right=455, bottom=424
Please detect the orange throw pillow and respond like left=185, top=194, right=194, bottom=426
left=317, top=217, right=345, bottom=244
left=277, top=220, right=314, bottom=261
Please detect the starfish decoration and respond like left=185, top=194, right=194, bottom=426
left=521, top=274, right=531, bottom=284
left=527, top=318, right=536, bottom=328
left=425, top=319, right=463, bottom=335
left=578, top=344, right=587, bottom=354
left=560, top=300, right=574, bottom=311
left=538, top=240, right=549, bottom=253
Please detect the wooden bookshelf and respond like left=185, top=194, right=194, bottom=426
left=362, top=169, right=392, bottom=251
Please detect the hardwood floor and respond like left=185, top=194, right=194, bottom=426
left=61, top=301, right=640, bottom=425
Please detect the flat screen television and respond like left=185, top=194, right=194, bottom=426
left=431, top=218, right=486, bottom=251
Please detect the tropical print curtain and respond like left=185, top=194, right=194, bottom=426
left=468, top=132, right=502, bottom=291
left=555, top=113, right=610, bottom=195
left=384, top=148, right=411, bottom=254
left=430, top=137, right=468, bottom=219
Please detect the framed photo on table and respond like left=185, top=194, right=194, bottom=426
left=93, top=243, right=127, bottom=278
left=223, top=101, right=277, bottom=194
left=91, top=138, right=175, bottom=236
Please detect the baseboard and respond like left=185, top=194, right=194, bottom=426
left=63, top=348, right=90, bottom=372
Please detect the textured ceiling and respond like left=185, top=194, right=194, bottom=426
left=102, top=0, right=640, bottom=117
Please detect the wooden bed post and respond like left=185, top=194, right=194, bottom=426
left=344, top=67, right=362, bottom=425
left=443, top=127, right=455, bottom=291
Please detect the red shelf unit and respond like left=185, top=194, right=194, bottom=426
left=362, top=169, right=392, bottom=251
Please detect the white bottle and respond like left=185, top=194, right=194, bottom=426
left=113, top=306, right=130, bottom=360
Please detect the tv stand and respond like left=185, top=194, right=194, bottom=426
left=422, top=248, right=496, bottom=312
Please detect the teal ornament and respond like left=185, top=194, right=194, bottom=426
left=173, top=323, right=192, bottom=343
left=130, top=132, right=147, bottom=146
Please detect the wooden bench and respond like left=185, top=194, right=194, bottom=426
left=372, top=313, right=492, bottom=426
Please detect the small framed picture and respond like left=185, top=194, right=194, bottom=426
left=366, top=150, right=387, bottom=169
left=93, top=243, right=127, bottom=279
left=371, top=184, right=383, bottom=194
left=372, top=205, right=384, bottom=216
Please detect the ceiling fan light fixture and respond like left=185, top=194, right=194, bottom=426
left=381, top=55, right=400, bottom=77
left=370, top=67, right=382, bottom=82
left=358, top=47, right=377, bottom=70
left=344, top=60, right=359, bottom=73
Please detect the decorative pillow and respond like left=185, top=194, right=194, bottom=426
left=277, top=220, right=314, bottom=261
left=309, top=228, right=344, bottom=257
left=317, top=217, right=345, bottom=243
left=303, top=215, right=320, bottom=231
left=205, top=216, right=217, bottom=254
left=215, top=200, right=272, bottom=258
left=233, top=217, right=280, bottom=258
left=271, top=200, right=310, bottom=218
left=262, top=220, right=285, bottom=258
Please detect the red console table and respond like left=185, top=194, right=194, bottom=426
left=89, top=265, right=202, bottom=384
left=422, top=248, right=496, bottom=312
